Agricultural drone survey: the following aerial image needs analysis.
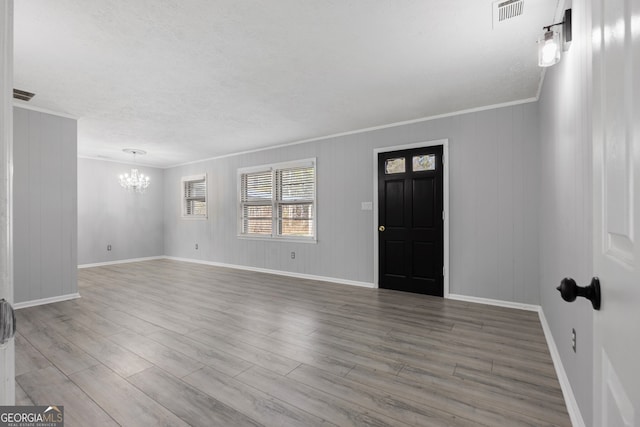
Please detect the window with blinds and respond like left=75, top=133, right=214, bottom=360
left=239, top=159, right=316, bottom=240
left=182, top=174, right=207, bottom=218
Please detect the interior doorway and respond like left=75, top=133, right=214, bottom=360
left=373, top=139, right=449, bottom=296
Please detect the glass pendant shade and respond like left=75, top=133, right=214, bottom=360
left=538, top=30, right=561, bottom=67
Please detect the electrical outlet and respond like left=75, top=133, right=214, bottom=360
left=107, top=244, right=112, bottom=251
left=571, top=328, right=576, bottom=352
left=291, top=251, right=295, bottom=259
left=195, top=243, right=199, bottom=250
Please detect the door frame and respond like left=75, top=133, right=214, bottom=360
left=373, top=138, right=449, bottom=295
left=0, top=0, right=14, bottom=404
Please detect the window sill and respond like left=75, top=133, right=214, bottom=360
left=181, top=215, right=208, bottom=220
left=237, top=235, right=317, bottom=244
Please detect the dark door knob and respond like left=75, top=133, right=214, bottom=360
left=556, top=277, right=601, bottom=310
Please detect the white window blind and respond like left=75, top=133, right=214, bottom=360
left=182, top=174, right=207, bottom=218
left=241, top=170, right=273, bottom=235
left=276, top=166, right=314, bottom=237
left=239, top=159, right=316, bottom=240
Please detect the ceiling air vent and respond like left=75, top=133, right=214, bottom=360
left=13, top=89, right=36, bottom=102
left=493, top=0, right=524, bottom=27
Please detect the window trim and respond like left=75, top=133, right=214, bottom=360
left=237, top=158, right=317, bottom=242
left=181, top=173, right=208, bottom=220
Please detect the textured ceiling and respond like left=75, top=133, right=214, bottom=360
left=13, top=0, right=559, bottom=167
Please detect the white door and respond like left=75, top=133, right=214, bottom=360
left=592, top=0, right=640, bottom=424
left=0, top=0, right=14, bottom=405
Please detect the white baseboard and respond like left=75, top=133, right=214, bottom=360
left=164, top=256, right=375, bottom=289
left=538, top=309, right=586, bottom=427
left=446, top=293, right=585, bottom=426
left=14, top=293, right=81, bottom=310
left=446, top=293, right=540, bottom=312
left=77, top=256, right=165, bottom=269
left=75, top=255, right=585, bottom=426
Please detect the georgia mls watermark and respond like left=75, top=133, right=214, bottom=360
left=0, top=406, right=63, bottom=427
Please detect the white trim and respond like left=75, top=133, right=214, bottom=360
left=373, top=139, right=449, bottom=296
left=237, top=158, right=317, bottom=241
left=238, top=158, right=316, bottom=175
left=166, top=98, right=538, bottom=169
left=181, top=173, right=208, bottom=219
left=446, top=293, right=540, bottom=312
left=237, top=235, right=318, bottom=244
left=0, top=0, right=14, bottom=406
left=77, top=155, right=160, bottom=169
left=164, top=256, right=375, bottom=288
left=12, top=102, right=77, bottom=119
left=538, top=308, right=587, bottom=427
left=72, top=253, right=586, bottom=426
left=445, top=292, right=586, bottom=426
left=14, top=293, right=81, bottom=310
left=77, top=256, right=164, bottom=269
left=71, top=253, right=586, bottom=427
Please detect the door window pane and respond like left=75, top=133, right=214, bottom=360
left=385, top=158, right=406, bottom=174
left=413, top=154, right=436, bottom=171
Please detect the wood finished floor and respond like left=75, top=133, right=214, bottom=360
left=15, top=259, right=571, bottom=426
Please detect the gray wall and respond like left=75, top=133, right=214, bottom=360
left=13, top=107, right=77, bottom=303
left=77, top=158, right=164, bottom=265
left=165, top=102, right=540, bottom=304
left=538, top=0, right=593, bottom=424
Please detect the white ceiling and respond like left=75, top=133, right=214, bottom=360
left=13, top=0, right=560, bottom=167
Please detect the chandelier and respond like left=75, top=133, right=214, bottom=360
left=119, top=149, right=150, bottom=193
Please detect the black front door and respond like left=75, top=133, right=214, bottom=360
left=378, top=146, right=444, bottom=296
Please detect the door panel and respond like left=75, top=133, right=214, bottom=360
left=601, top=0, right=633, bottom=262
left=378, top=145, right=443, bottom=296
left=602, top=351, right=635, bottom=427
left=412, top=177, right=435, bottom=227
left=384, top=180, right=405, bottom=226
left=412, top=242, right=436, bottom=278
left=592, top=0, right=640, bottom=423
left=384, top=241, right=406, bottom=277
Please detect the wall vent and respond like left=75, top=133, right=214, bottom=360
left=13, top=89, right=35, bottom=102
left=493, top=0, right=524, bottom=27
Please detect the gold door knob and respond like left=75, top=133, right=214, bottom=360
left=378, top=225, right=385, bottom=232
